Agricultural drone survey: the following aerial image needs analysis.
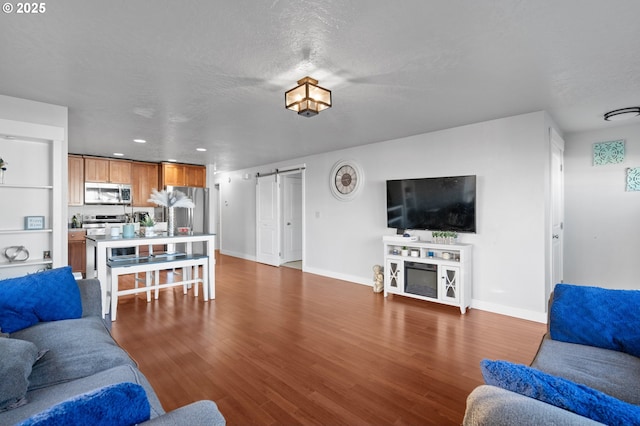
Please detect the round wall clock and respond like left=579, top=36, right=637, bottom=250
left=330, top=160, right=364, bottom=201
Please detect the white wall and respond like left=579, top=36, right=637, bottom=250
left=220, top=111, right=559, bottom=321
left=0, top=95, right=68, bottom=130
left=564, top=122, right=640, bottom=289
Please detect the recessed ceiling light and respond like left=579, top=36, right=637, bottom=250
left=196, top=148, right=207, bottom=152
left=113, top=153, right=124, bottom=157
left=133, top=139, right=146, bottom=143
left=604, top=107, right=640, bottom=121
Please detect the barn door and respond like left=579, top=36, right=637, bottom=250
left=256, top=174, right=281, bottom=266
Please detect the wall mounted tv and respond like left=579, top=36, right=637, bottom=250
left=386, top=175, right=477, bottom=233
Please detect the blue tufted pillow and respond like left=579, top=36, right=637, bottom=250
left=550, top=283, right=640, bottom=357
left=16, top=382, right=150, bottom=426
left=0, top=266, right=82, bottom=333
left=481, top=359, right=640, bottom=425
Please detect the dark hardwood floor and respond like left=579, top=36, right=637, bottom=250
left=110, top=253, right=546, bottom=425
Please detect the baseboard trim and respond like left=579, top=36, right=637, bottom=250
left=219, top=249, right=256, bottom=262
left=301, top=266, right=372, bottom=287
left=471, top=299, right=547, bottom=323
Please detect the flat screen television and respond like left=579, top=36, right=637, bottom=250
left=386, top=175, right=476, bottom=233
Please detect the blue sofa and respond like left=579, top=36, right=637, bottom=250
left=463, top=284, right=640, bottom=425
left=0, top=273, right=225, bottom=425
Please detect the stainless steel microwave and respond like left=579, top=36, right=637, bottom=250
left=84, top=183, right=132, bottom=205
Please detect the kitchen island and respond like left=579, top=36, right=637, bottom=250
left=85, top=232, right=216, bottom=317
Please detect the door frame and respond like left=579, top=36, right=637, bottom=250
left=548, top=128, right=565, bottom=308
left=281, top=171, right=303, bottom=264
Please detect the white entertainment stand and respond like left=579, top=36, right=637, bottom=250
left=382, top=236, right=472, bottom=313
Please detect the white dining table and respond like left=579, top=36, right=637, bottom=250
left=85, top=232, right=216, bottom=317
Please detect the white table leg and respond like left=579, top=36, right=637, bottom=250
left=207, top=237, right=215, bottom=299
left=95, top=242, right=109, bottom=317
left=203, top=259, right=209, bottom=301
left=110, top=268, right=119, bottom=322
left=154, top=269, right=160, bottom=300
left=194, top=264, right=199, bottom=298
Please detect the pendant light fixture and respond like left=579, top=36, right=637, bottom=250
left=285, top=76, right=332, bottom=117
left=604, top=107, right=640, bottom=121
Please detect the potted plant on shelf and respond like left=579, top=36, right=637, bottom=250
left=432, top=231, right=458, bottom=244
left=443, top=231, right=458, bottom=244
left=139, top=216, right=155, bottom=237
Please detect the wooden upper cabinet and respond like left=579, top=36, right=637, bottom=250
left=161, top=163, right=185, bottom=187
left=161, top=163, right=206, bottom=188
left=84, top=157, right=132, bottom=184
left=132, top=162, right=159, bottom=207
left=68, top=155, right=84, bottom=206
left=109, top=160, right=132, bottom=184
left=84, top=157, right=110, bottom=182
left=186, top=165, right=206, bottom=187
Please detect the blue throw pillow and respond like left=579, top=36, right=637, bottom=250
left=0, top=266, right=82, bottom=334
left=550, top=283, right=640, bottom=357
left=481, top=359, right=640, bottom=425
left=16, top=382, right=150, bottom=426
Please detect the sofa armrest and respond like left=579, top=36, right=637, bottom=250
left=140, top=401, right=225, bottom=425
left=463, top=385, right=603, bottom=426
left=76, top=279, right=102, bottom=318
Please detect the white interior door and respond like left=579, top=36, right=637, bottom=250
left=550, top=128, right=565, bottom=301
left=282, top=173, right=302, bottom=263
left=256, top=174, right=281, bottom=266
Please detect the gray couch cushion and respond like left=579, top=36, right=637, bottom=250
left=142, top=401, right=226, bottom=426
left=532, top=338, right=640, bottom=405
left=0, top=365, right=165, bottom=426
left=76, top=279, right=103, bottom=318
left=463, top=385, right=604, bottom=426
left=10, top=316, right=137, bottom=390
left=0, top=338, right=39, bottom=411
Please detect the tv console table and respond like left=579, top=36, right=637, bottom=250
left=382, top=236, right=472, bottom=313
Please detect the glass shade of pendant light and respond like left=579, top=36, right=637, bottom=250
left=285, top=77, right=332, bottom=117
left=604, top=107, right=640, bottom=121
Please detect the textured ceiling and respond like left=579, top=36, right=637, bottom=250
left=1, top=0, right=639, bottom=171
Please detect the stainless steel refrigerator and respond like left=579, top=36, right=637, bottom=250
left=155, top=186, right=210, bottom=254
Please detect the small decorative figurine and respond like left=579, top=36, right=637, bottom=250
left=373, top=264, right=384, bottom=293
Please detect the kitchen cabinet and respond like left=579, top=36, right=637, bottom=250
left=132, top=162, right=159, bottom=207
left=161, top=162, right=184, bottom=187
left=68, top=154, right=84, bottom=206
left=186, top=164, right=206, bottom=187
left=161, top=162, right=206, bottom=188
left=84, top=157, right=132, bottom=184
left=68, top=230, right=86, bottom=278
left=109, top=160, right=132, bottom=183
left=137, top=244, right=166, bottom=257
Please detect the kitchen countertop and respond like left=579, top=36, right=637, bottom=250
left=85, top=232, right=215, bottom=242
